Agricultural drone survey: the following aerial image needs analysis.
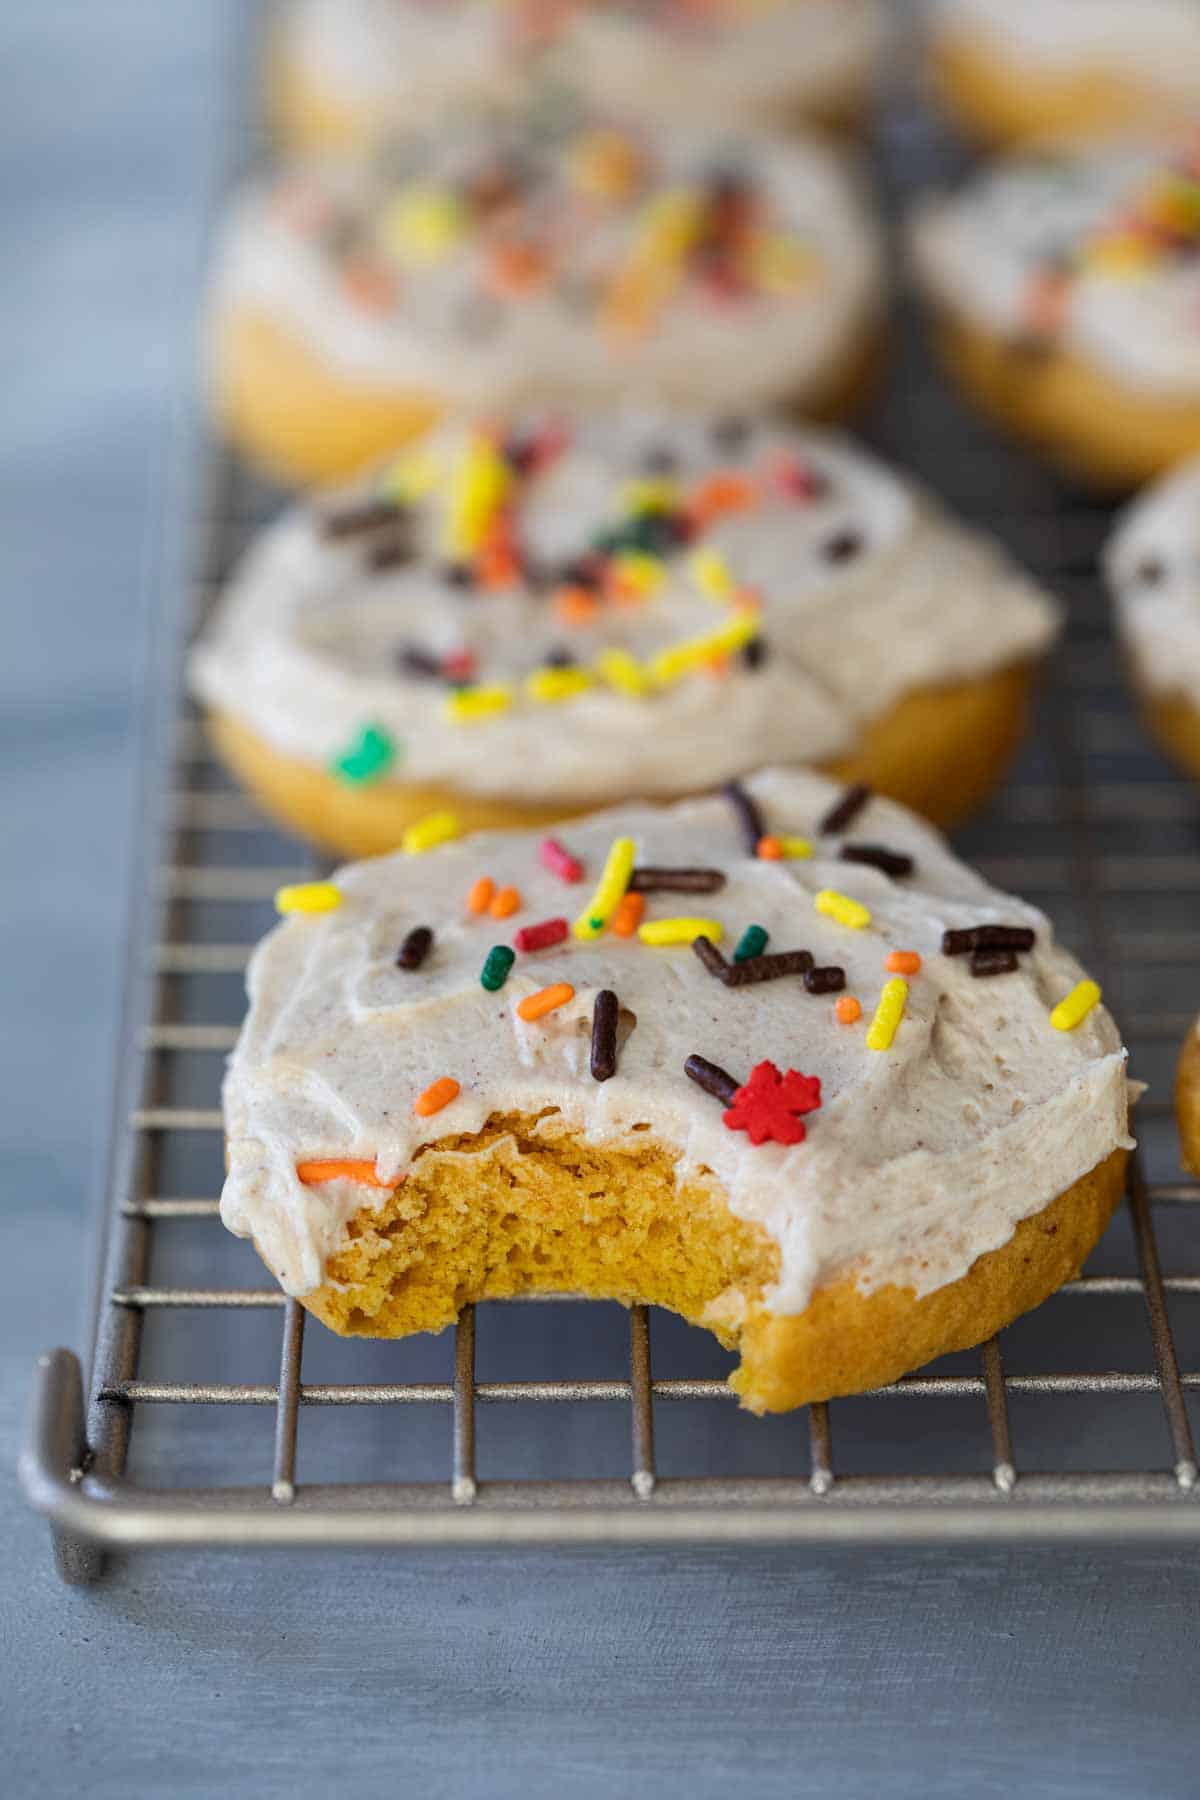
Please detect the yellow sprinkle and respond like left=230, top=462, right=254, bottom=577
left=275, top=881, right=342, bottom=916
left=778, top=836, right=813, bottom=860
left=573, top=836, right=636, bottom=940
left=636, top=189, right=705, bottom=260
left=401, top=810, right=461, bottom=855
left=378, top=447, right=441, bottom=503
left=866, top=978, right=908, bottom=1052
left=443, top=685, right=513, bottom=723
left=525, top=667, right=593, bottom=704
left=814, top=889, right=872, bottom=931
left=649, top=612, right=760, bottom=687
left=610, top=550, right=665, bottom=597
left=568, top=128, right=643, bottom=200
left=1050, top=979, right=1102, bottom=1032
left=752, top=231, right=820, bottom=296
left=378, top=184, right=464, bottom=264
left=638, top=917, right=724, bottom=947
left=688, top=547, right=734, bottom=602
left=595, top=647, right=650, bottom=698
left=621, top=476, right=678, bottom=515
left=443, top=435, right=512, bottom=559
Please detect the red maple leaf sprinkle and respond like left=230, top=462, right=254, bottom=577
left=722, top=1061, right=822, bottom=1147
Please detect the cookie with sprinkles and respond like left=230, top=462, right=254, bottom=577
left=220, top=768, right=1131, bottom=1412
left=929, top=0, right=1200, bottom=150
left=207, top=107, right=883, bottom=485
left=909, top=128, right=1200, bottom=487
left=189, top=410, right=1059, bottom=856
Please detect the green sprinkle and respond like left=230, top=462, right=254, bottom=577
left=733, top=924, right=769, bottom=964
left=332, top=723, right=398, bottom=786
left=480, top=945, right=516, bottom=992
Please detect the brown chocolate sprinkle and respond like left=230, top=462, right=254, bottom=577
left=440, top=562, right=476, bottom=590
left=590, top=989, right=619, bottom=1082
left=804, top=966, right=845, bottom=995
left=692, top=935, right=732, bottom=981
left=396, top=926, right=433, bottom=970
left=712, top=416, right=751, bottom=452
left=1136, top=558, right=1164, bottom=587
left=942, top=925, right=1036, bottom=956
left=629, top=866, right=727, bottom=894
left=684, top=1054, right=740, bottom=1107
left=321, top=498, right=403, bottom=540
left=970, top=948, right=1019, bottom=978
left=544, top=645, right=577, bottom=668
left=723, top=779, right=766, bottom=856
left=823, top=530, right=862, bottom=563
left=818, top=782, right=871, bottom=836
left=840, top=843, right=914, bottom=880
left=741, top=636, right=768, bottom=671
left=368, top=534, right=415, bottom=572
left=398, top=645, right=443, bottom=679
left=723, top=949, right=814, bottom=988
left=641, top=445, right=679, bottom=475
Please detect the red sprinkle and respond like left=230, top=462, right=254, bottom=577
left=513, top=916, right=569, bottom=954
left=722, top=1061, right=822, bottom=1147
left=442, top=648, right=477, bottom=682
left=539, top=837, right=584, bottom=883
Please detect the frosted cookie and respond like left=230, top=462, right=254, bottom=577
left=910, top=133, right=1200, bottom=488
left=219, top=770, right=1132, bottom=1411
left=930, top=1, right=1200, bottom=150
left=188, top=412, right=1060, bottom=856
left=271, top=0, right=887, bottom=156
left=207, top=112, right=883, bottom=485
left=1178, top=1017, right=1200, bottom=1175
left=1104, top=454, right=1200, bottom=780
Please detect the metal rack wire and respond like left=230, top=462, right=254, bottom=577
left=19, top=26, right=1200, bottom=1581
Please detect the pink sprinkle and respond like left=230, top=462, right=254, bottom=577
left=442, top=648, right=477, bottom=681
left=772, top=453, right=821, bottom=502
left=513, top=917, right=569, bottom=954
left=539, top=837, right=584, bottom=883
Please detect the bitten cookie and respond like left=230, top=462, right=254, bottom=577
left=188, top=412, right=1059, bottom=855
left=929, top=0, right=1200, bottom=149
left=910, top=133, right=1200, bottom=488
left=1104, top=453, right=1200, bottom=780
left=271, top=0, right=887, bottom=155
left=219, top=770, right=1132, bottom=1412
left=207, top=111, right=883, bottom=485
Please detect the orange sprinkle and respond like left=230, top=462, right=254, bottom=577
left=553, top=585, right=599, bottom=626
left=296, top=1158, right=401, bottom=1190
left=611, top=891, right=646, bottom=937
left=756, top=836, right=784, bottom=861
left=703, top=652, right=731, bottom=678
left=341, top=257, right=397, bottom=313
left=478, top=545, right=521, bottom=590
left=886, top=950, right=922, bottom=976
left=517, top=982, right=575, bottom=1022
left=489, top=885, right=522, bottom=919
left=414, top=1076, right=461, bottom=1118
left=835, top=995, right=862, bottom=1024
left=486, top=239, right=547, bottom=297
left=468, top=876, right=496, bottom=915
left=688, top=471, right=756, bottom=528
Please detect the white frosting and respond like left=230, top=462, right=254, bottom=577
left=286, top=0, right=886, bottom=128
left=1105, top=452, right=1200, bottom=704
left=910, top=140, right=1200, bottom=396
left=189, top=413, right=1059, bottom=806
left=208, top=119, right=883, bottom=414
left=220, top=769, right=1132, bottom=1312
left=935, top=0, right=1200, bottom=100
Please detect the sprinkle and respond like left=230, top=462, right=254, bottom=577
left=444, top=685, right=513, bottom=723
left=275, top=882, right=341, bottom=915
left=733, top=924, right=769, bottom=963
left=970, top=948, right=1019, bottom=978
left=691, top=934, right=731, bottom=980
left=380, top=184, right=464, bottom=263
left=742, top=637, right=768, bottom=671
left=760, top=836, right=813, bottom=860
left=414, top=1076, right=460, bottom=1118
left=443, top=435, right=512, bottom=560
left=819, top=783, right=871, bottom=835
left=1050, top=979, right=1101, bottom=1032
left=757, top=836, right=783, bottom=861
left=629, top=866, right=726, bottom=894
left=574, top=836, right=636, bottom=939
left=296, top=1159, right=401, bottom=1190
left=841, top=844, right=914, bottom=880
left=321, top=498, right=402, bottom=540
left=622, top=475, right=679, bottom=515
left=595, top=647, right=650, bottom=698
left=815, top=889, right=872, bottom=931
left=639, top=917, right=724, bottom=947
left=517, top=982, right=575, bottom=1022
left=723, top=949, right=813, bottom=988
left=402, top=811, right=461, bottom=855
left=648, top=612, right=760, bottom=686
left=540, top=838, right=584, bottom=884
left=806, top=966, right=846, bottom=995
left=590, top=989, right=620, bottom=1082
left=480, top=945, right=515, bottom=991
left=835, top=994, right=862, bottom=1024
left=724, top=780, right=766, bottom=856
left=368, top=533, right=414, bottom=573
left=886, top=950, right=922, bottom=976
left=609, top=550, right=665, bottom=600
left=332, top=722, right=397, bottom=786
left=489, top=886, right=521, bottom=919
left=467, top=876, right=495, bottom=915
left=442, top=648, right=478, bottom=683
left=555, top=585, right=601, bottom=627
left=379, top=448, right=441, bottom=503
left=942, top=924, right=1036, bottom=956
left=688, top=546, right=734, bottom=601
left=526, top=666, right=593, bottom=704
left=513, top=917, right=568, bottom=954
left=396, top=926, right=433, bottom=970
left=399, top=644, right=442, bottom=679
left=723, top=1061, right=822, bottom=1147
left=866, top=979, right=907, bottom=1052
left=684, top=1054, right=740, bottom=1107
left=611, top=892, right=645, bottom=938
left=823, top=530, right=862, bottom=564
left=688, top=472, right=757, bottom=529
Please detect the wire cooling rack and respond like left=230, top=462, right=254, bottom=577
left=20, top=25, right=1200, bottom=1583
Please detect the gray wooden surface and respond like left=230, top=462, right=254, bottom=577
left=4, top=5, right=1200, bottom=1795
